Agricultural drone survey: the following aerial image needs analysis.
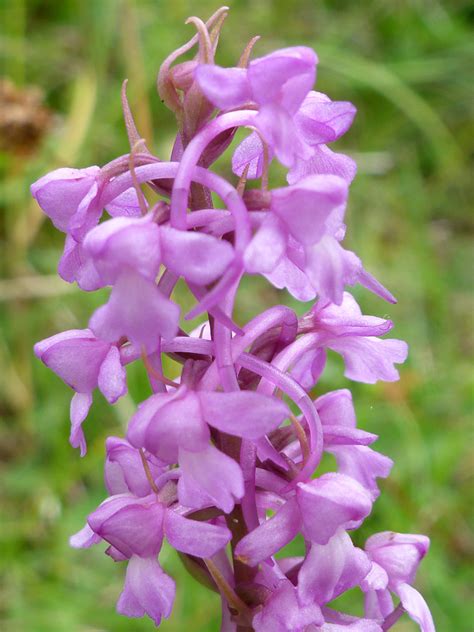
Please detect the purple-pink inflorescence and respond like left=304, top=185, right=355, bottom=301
left=32, top=8, right=435, bottom=631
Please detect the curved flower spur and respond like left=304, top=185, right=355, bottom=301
left=32, top=7, right=435, bottom=631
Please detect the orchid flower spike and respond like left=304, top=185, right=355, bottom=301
left=32, top=8, right=434, bottom=631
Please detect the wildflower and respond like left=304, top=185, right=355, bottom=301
left=235, top=473, right=373, bottom=565
left=34, top=329, right=126, bottom=455
left=32, top=8, right=434, bottom=630
left=72, top=491, right=231, bottom=626
left=31, top=166, right=100, bottom=232
left=233, top=90, right=357, bottom=185
left=104, top=437, right=165, bottom=497
left=363, top=532, right=435, bottom=632
left=292, top=293, right=407, bottom=389
left=196, top=46, right=317, bottom=167
left=127, top=386, right=289, bottom=511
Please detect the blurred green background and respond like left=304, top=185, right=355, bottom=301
left=1, top=1, right=473, bottom=630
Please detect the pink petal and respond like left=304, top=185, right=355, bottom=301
left=69, top=523, right=101, bottom=548
left=272, top=175, right=348, bottom=246
left=305, top=236, right=362, bottom=305
left=297, top=473, right=373, bottom=544
left=68, top=179, right=101, bottom=240
left=253, top=579, right=323, bottom=631
left=298, top=531, right=347, bottom=606
left=117, top=577, right=145, bottom=618
left=199, top=391, right=289, bottom=439
left=58, top=234, right=102, bottom=291
left=291, top=347, right=327, bottom=390
left=144, top=391, right=210, bottom=461
left=264, top=249, right=317, bottom=302
left=397, top=583, right=435, bottom=632
left=315, top=389, right=356, bottom=428
left=30, top=166, right=100, bottom=232
left=328, top=445, right=393, bottom=499
left=232, top=132, right=268, bottom=179
left=70, top=392, right=92, bottom=456
left=244, top=215, right=287, bottom=274
left=34, top=328, right=95, bottom=356
left=296, top=91, right=356, bottom=144
left=160, top=227, right=234, bottom=285
left=365, top=532, right=430, bottom=588
left=257, top=104, right=310, bottom=167
left=248, top=47, right=317, bottom=114
left=364, top=588, right=394, bottom=620
left=105, top=437, right=163, bottom=497
left=163, top=509, right=231, bottom=557
left=326, top=336, right=408, bottom=384
left=322, top=426, right=377, bottom=447
left=38, top=333, right=109, bottom=392
left=195, top=65, right=251, bottom=110
left=97, top=345, right=127, bottom=404
left=175, top=470, right=218, bottom=511
left=288, top=144, right=357, bottom=185
left=127, top=392, right=169, bottom=449
left=322, top=608, right=385, bottom=630
left=360, top=561, right=389, bottom=592
left=83, top=215, right=161, bottom=285
left=178, top=445, right=244, bottom=514
left=117, top=556, right=175, bottom=626
left=312, top=292, right=393, bottom=337
left=105, top=187, right=143, bottom=217
left=235, top=497, right=301, bottom=565
left=298, top=529, right=370, bottom=606
left=89, top=270, right=180, bottom=351
left=88, top=495, right=164, bottom=558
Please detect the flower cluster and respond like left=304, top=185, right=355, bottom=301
left=33, top=8, right=435, bottom=631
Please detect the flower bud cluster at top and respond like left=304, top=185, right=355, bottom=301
left=32, top=7, right=435, bottom=632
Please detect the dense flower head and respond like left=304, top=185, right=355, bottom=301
left=33, top=7, right=434, bottom=632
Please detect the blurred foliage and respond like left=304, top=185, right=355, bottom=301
left=0, top=1, right=473, bottom=630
